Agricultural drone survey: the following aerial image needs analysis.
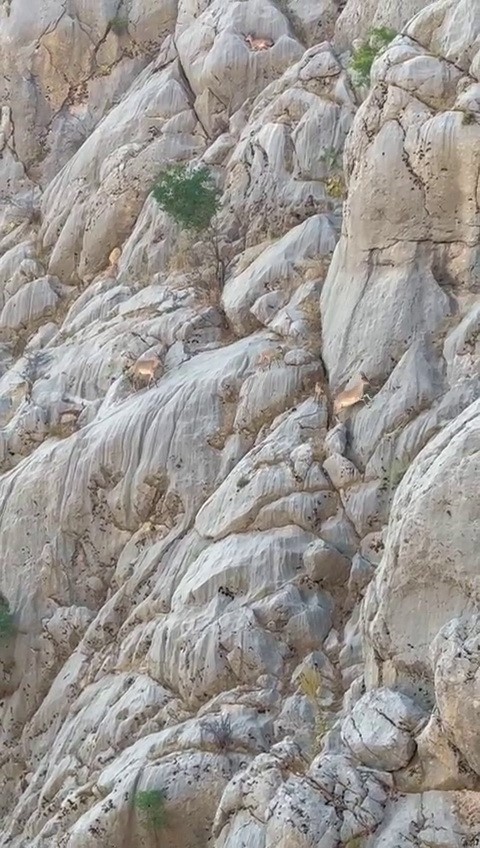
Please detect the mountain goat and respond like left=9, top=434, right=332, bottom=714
left=125, top=352, right=162, bottom=390
left=245, top=34, right=274, bottom=50
left=333, top=372, right=371, bottom=416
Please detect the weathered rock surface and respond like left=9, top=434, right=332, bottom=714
left=432, top=614, right=480, bottom=777
left=0, top=0, right=478, bottom=844
left=341, top=687, right=425, bottom=770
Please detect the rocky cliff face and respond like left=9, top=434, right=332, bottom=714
left=0, top=0, right=479, bottom=845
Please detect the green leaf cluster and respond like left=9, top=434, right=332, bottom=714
left=134, top=789, right=167, bottom=832
left=350, top=27, right=397, bottom=86
left=152, top=165, right=220, bottom=232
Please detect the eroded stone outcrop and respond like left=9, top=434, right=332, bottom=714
left=0, top=0, right=478, bottom=845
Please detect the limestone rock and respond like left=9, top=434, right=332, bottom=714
left=0, top=276, right=62, bottom=335
left=348, top=553, right=376, bottom=598
left=364, top=401, right=480, bottom=689
left=285, top=0, right=338, bottom=47
left=220, top=41, right=355, bottom=246
left=341, top=688, right=425, bottom=770
left=41, top=59, right=204, bottom=282
left=0, top=0, right=478, bottom=843
left=334, top=0, right=431, bottom=50
left=414, top=713, right=476, bottom=791
left=324, top=423, right=347, bottom=456
left=321, top=8, right=480, bottom=391
left=359, top=531, right=385, bottom=565
left=323, top=452, right=361, bottom=490
left=340, top=478, right=389, bottom=537
left=367, top=789, right=476, bottom=848
left=431, top=614, right=480, bottom=777
left=303, top=538, right=351, bottom=586
left=222, top=215, right=337, bottom=336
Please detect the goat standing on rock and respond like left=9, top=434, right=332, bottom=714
left=333, top=371, right=372, bottom=418
left=124, top=352, right=163, bottom=390
left=245, top=34, right=274, bottom=51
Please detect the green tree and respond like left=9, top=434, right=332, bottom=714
left=350, top=27, right=397, bottom=87
left=152, top=164, right=220, bottom=232
left=152, top=164, right=225, bottom=292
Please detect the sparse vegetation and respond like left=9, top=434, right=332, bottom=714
left=299, top=666, right=321, bottom=701
left=325, top=175, right=346, bottom=199
left=110, top=15, right=129, bottom=35
left=0, top=597, right=15, bottom=641
left=381, top=455, right=411, bottom=495
left=152, top=164, right=225, bottom=295
left=298, top=256, right=333, bottom=284
left=350, top=27, right=397, bottom=87
left=319, top=145, right=346, bottom=201
left=152, top=164, right=220, bottom=233
left=200, top=715, right=234, bottom=750
left=298, top=668, right=333, bottom=754
left=319, top=147, right=342, bottom=171
left=134, top=789, right=167, bottom=833
left=388, top=458, right=409, bottom=488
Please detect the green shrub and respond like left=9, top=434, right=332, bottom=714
left=325, top=175, right=346, bottom=199
left=319, top=147, right=342, bottom=171
left=462, top=110, right=476, bottom=125
left=0, top=597, right=14, bottom=641
left=350, top=27, right=397, bottom=86
left=110, top=16, right=129, bottom=35
left=152, top=164, right=220, bottom=232
left=134, top=789, right=167, bottom=832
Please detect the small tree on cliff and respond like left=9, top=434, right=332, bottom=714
left=350, top=27, right=397, bottom=87
left=152, top=164, right=219, bottom=231
left=151, top=164, right=225, bottom=293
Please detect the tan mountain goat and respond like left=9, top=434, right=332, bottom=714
left=109, top=247, right=122, bottom=269
left=245, top=34, right=274, bottom=51
left=333, top=372, right=371, bottom=417
left=255, top=347, right=284, bottom=369
left=126, top=352, right=162, bottom=390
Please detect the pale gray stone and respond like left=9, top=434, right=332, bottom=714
left=323, top=452, right=361, bottom=490
left=0, top=0, right=477, bottom=845
left=341, top=688, right=425, bottom=771
left=284, top=348, right=314, bottom=366
left=303, top=538, right=351, bottom=586
left=324, top=423, right=347, bottom=456
left=348, top=553, right=376, bottom=597
left=0, top=276, right=61, bottom=334
left=364, top=401, right=480, bottom=687
left=431, top=614, right=480, bottom=777
left=335, top=0, right=431, bottom=50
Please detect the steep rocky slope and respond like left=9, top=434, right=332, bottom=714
left=0, top=0, right=479, bottom=845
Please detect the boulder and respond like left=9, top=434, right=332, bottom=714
left=342, top=688, right=425, bottom=770
left=431, top=614, right=480, bottom=777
